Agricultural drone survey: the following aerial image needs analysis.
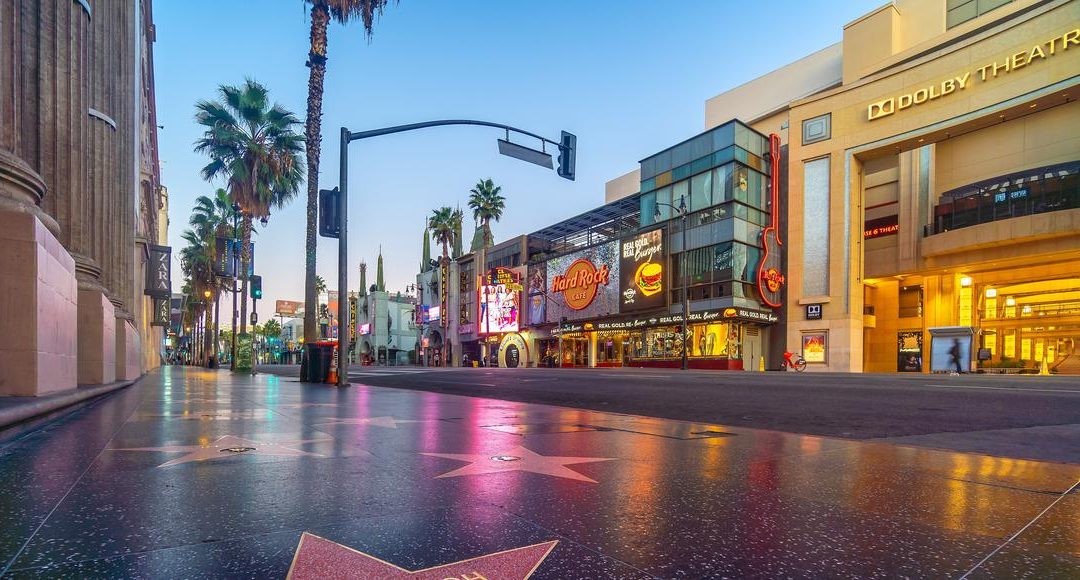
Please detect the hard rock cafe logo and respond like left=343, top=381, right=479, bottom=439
left=760, top=268, right=785, bottom=294
left=552, top=259, right=610, bottom=310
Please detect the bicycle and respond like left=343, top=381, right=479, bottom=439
left=782, top=351, right=807, bottom=372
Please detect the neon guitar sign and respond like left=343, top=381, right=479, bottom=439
left=755, top=133, right=784, bottom=308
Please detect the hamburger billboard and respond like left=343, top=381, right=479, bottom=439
left=619, top=228, right=665, bottom=313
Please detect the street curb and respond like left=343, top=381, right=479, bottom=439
left=0, top=379, right=137, bottom=433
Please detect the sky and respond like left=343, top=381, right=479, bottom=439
left=155, top=0, right=882, bottom=316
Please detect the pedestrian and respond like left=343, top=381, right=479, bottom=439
left=948, top=338, right=963, bottom=373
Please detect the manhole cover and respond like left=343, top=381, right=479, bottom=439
left=220, top=447, right=256, bottom=454
left=490, top=455, right=522, bottom=462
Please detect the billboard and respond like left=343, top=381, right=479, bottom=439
left=619, top=228, right=665, bottom=313
left=545, top=241, right=620, bottom=323
left=275, top=300, right=302, bottom=316
left=479, top=267, right=523, bottom=335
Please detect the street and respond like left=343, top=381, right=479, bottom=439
left=1, top=367, right=1077, bottom=577
left=258, top=365, right=1080, bottom=464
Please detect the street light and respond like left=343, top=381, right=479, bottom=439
left=655, top=196, right=690, bottom=371
left=326, top=119, right=576, bottom=387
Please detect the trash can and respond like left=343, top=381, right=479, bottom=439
left=301, top=342, right=334, bottom=383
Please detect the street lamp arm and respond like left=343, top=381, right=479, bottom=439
left=653, top=200, right=687, bottom=216
left=348, top=120, right=561, bottom=149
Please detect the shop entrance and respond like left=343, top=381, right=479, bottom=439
left=977, top=277, right=1080, bottom=374
left=560, top=334, right=590, bottom=367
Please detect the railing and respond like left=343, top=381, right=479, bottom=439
left=925, top=173, right=1077, bottom=236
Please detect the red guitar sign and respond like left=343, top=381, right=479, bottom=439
left=756, top=133, right=784, bottom=308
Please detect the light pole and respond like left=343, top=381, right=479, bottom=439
left=655, top=198, right=690, bottom=370
left=331, top=119, right=576, bottom=387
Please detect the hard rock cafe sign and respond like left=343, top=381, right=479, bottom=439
left=755, top=133, right=784, bottom=308
left=551, top=259, right=610, bottom=311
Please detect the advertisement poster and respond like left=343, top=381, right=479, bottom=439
left=929, top=328, right=973, bottom=373
left=479, top=267, right=522, bottom=335
left=528, top=294, right=545, bottom=326
left=897, top=331, right=923, bottom=372
left=619, top=228, right=665, bottom=313
left=545, top=241, right=620, bottom=323
left=801, top=332, right=827, bottom=363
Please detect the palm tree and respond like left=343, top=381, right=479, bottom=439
left=179, top=229, right=215, bottom=365
left=189, top=188, right=238, bottom=364
left=428, top=206, right=455, bottom=263
left=467, top=178, right=505, bottom=248
left=302, top=0, right=396, bottom=347
left=315, top=275, right=327, bottom=297
left=194, top=79, right=304, bottom=341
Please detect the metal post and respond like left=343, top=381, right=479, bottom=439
left=337, top=127, right=350, bottom=387
left=681, top=211, right=689, bottom=371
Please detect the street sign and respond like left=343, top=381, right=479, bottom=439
left=806, top=304, right=823, bottom=320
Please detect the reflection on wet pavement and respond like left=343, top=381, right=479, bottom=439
left=0, top=366, right=1077, bottom=578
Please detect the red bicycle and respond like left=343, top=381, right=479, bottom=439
left=782, top=351, right=807, bottom=372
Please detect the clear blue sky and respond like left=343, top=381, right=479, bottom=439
left=156, top=0, right=881, bottom=313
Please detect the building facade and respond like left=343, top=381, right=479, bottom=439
left=781, top=0, right=1079, bottom=373
left=605, top=0, right=1078, bottom=374
left=0, top=0, right=166, bottom=395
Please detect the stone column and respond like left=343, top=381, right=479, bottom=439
left=0, top=1, right=90, bottom=395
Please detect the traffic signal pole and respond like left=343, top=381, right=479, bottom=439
left=336, top=127, right=349, bottom=387
left=332, top=119, right=574, bottom=388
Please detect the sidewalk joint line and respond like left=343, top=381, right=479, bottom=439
left=958, top=477, right=1080, bottom=579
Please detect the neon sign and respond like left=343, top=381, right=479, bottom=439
left=552, top=259, right=611, bottom=310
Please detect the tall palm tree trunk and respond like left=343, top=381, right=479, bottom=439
left=203, top=302, right=213, bottom=366
left=213, top=291, right=221, bottom=365
left=303, top=2, right=330, bottom=346
left=240, top=215, right=253, bottom=335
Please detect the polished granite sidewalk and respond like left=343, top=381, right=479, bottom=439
left=0, top=367, right=1077, bottom=578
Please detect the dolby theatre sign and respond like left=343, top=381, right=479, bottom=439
left=867, top=28, right=1078, bottom=121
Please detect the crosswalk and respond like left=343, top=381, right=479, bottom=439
left=347, top=367, right=434, bottom=377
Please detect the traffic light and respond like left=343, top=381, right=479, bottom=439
left=250, top=275, right=262, bottom=300
left=557, top=131, right=576, bottom=181
left=319, top=187, right=340, bottom=238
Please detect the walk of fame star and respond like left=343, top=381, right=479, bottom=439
left=315, top=416, right=419, bottom=429
left=111, top=435, right=327, bottom=467
left=421, top=445, right=616, bottom=483
left=287, top=532, right=557, bottom=579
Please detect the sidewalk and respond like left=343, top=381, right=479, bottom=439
left=0, top=367, right=1077, bottom=577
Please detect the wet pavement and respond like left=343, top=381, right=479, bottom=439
left=0, top=367, right=1078, bottom=578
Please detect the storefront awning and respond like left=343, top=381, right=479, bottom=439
left=554, top=306, right=778, bottom=334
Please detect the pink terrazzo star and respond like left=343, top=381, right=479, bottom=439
left=287, top=532, right=557, bottom=579
left=421, top=445, right=616, bottom=483
left=111, top=435, right=327, bottom=467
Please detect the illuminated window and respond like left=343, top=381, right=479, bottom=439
left=959, top=286, right=973, bottom=326
left=1004, top=331, right=1016, bottom=358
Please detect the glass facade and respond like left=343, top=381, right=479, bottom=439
left=929, top=162, right=1079, bottom=235
left=639, top=120, right=772, bottom=311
